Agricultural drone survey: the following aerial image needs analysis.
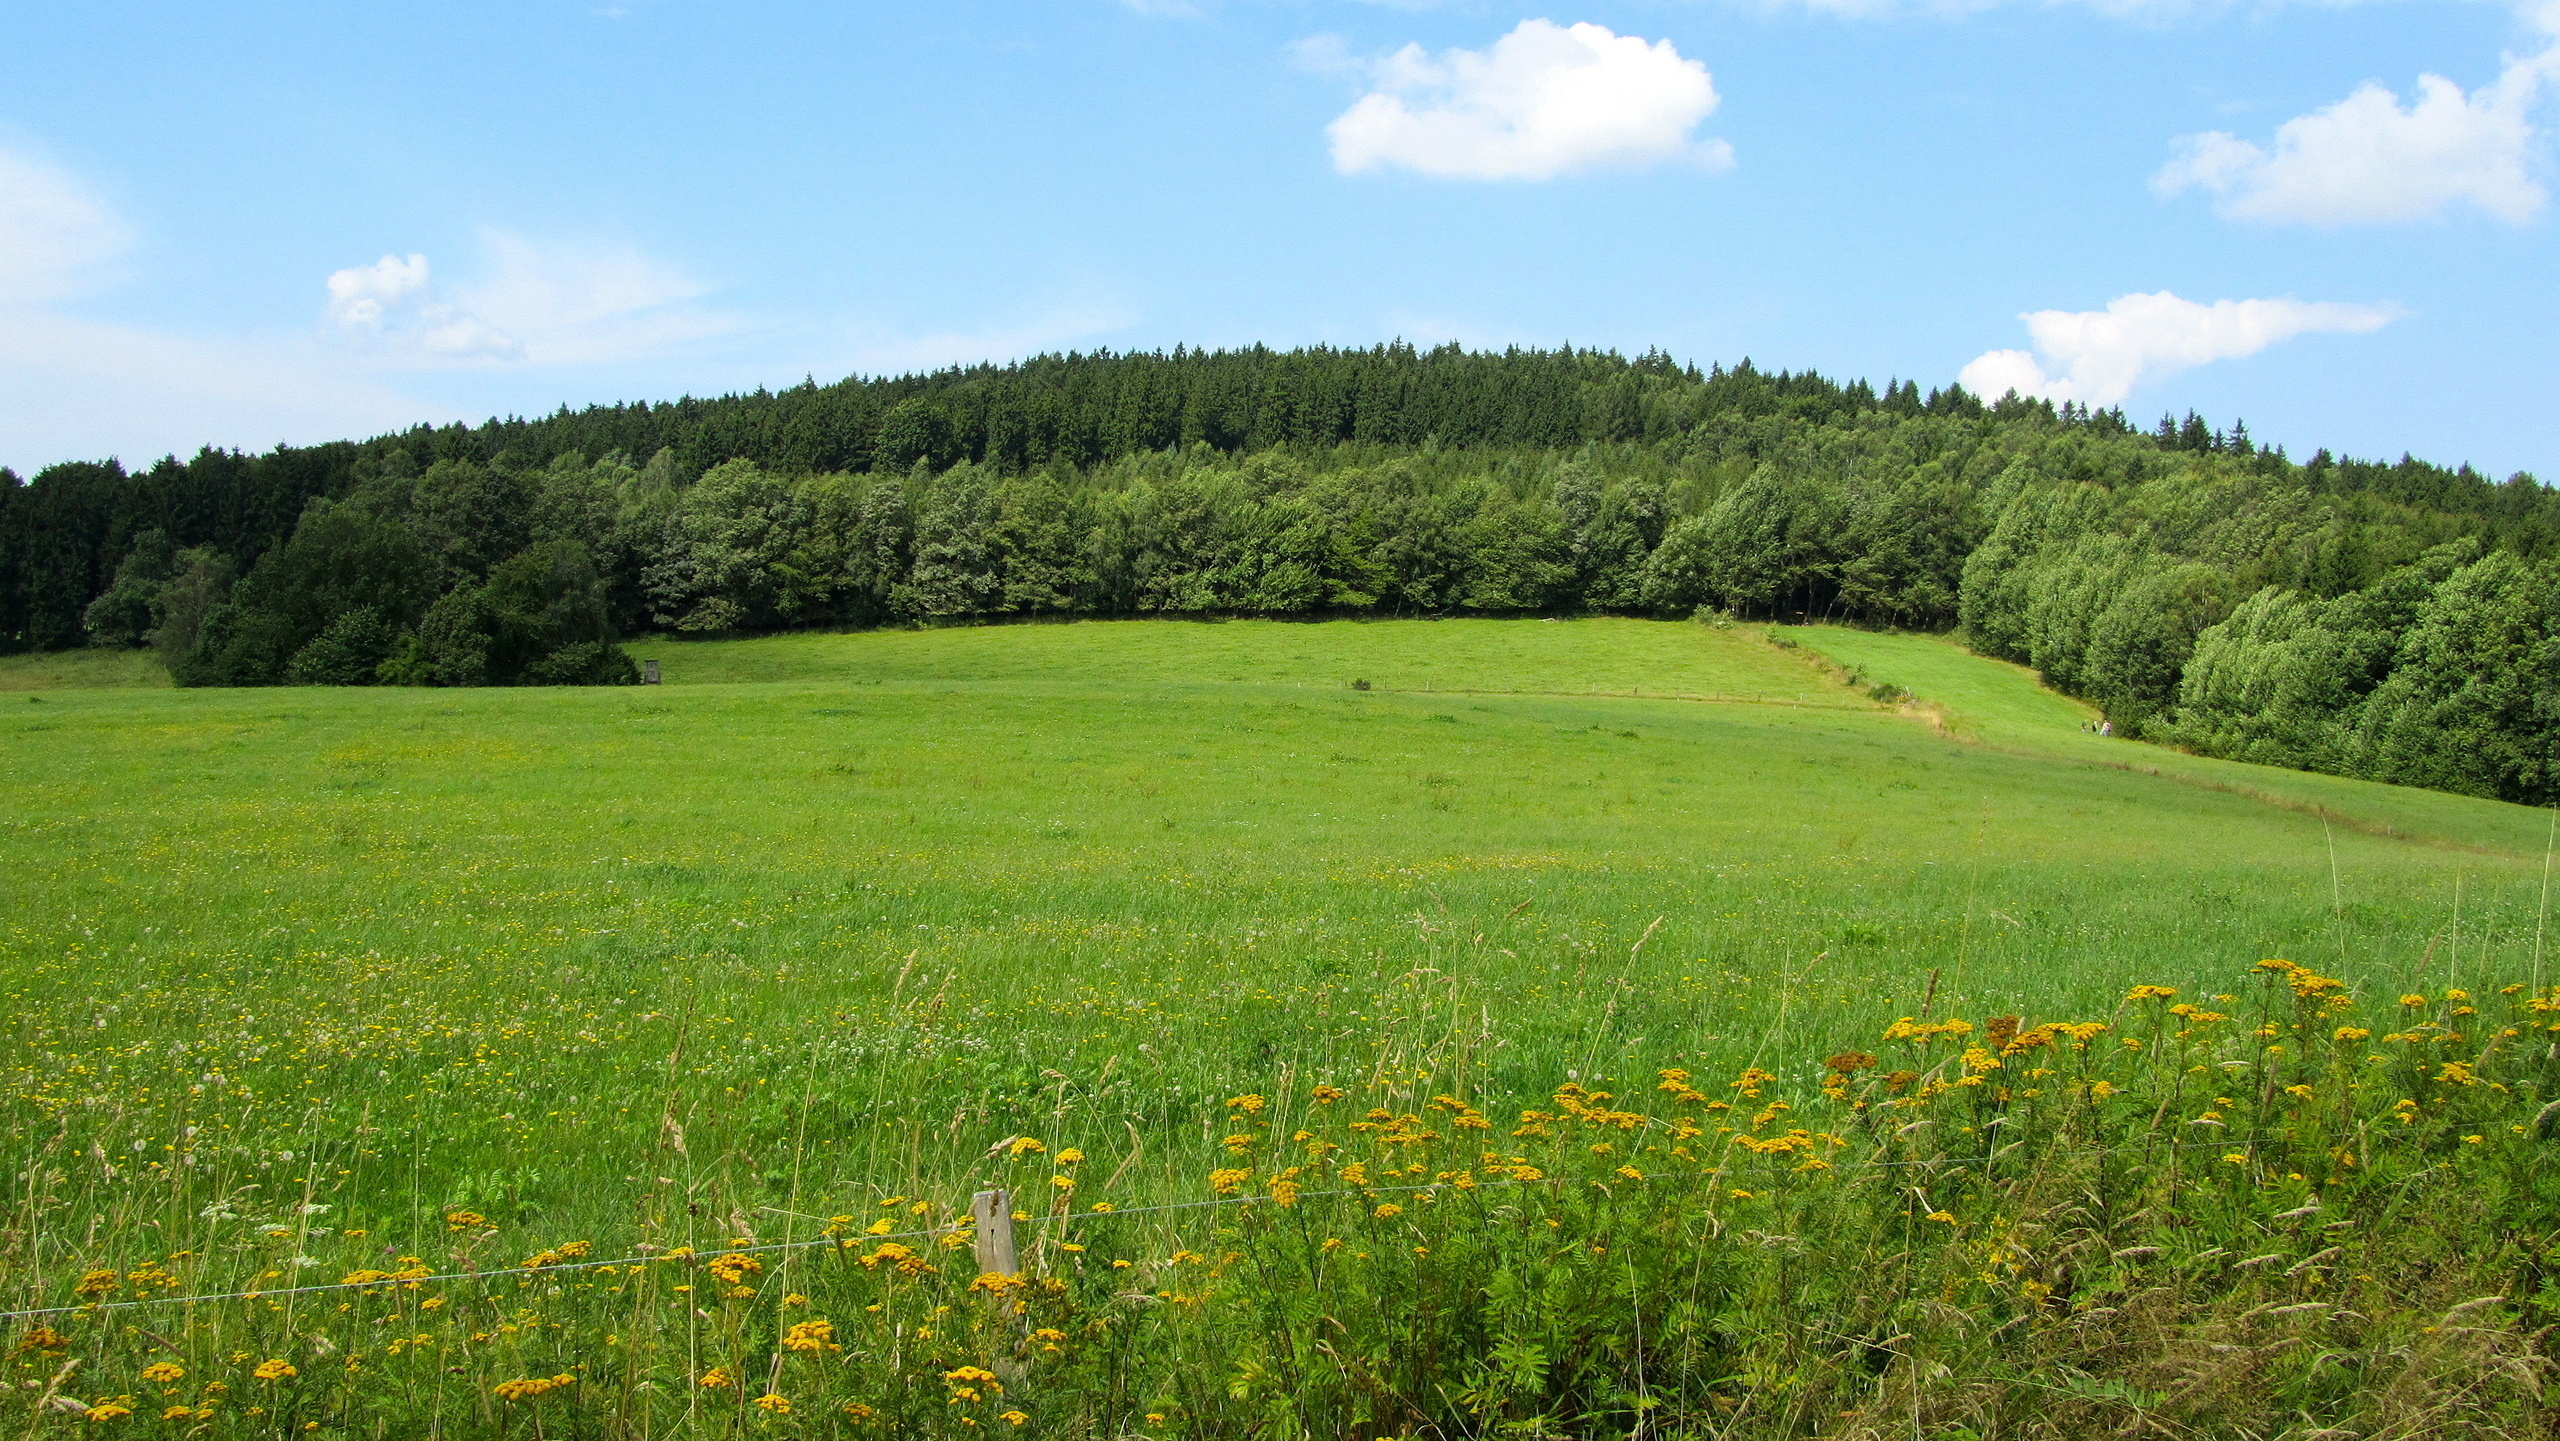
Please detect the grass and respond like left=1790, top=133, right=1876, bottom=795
left=623, top=616, right=1862, bottom=703
left=0, top=645, right=170, bottom=690
left=1792, top=623, right=2560, bottom=858
left=3, top=617, right=2554, bottom=1437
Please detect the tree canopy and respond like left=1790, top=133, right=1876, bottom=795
left=1, top=342, right=2551, bottom=802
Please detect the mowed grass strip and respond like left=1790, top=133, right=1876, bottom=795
left=1794, top=623, right=2560, bottom=858
left=623, top=615, right=1866, bottom=704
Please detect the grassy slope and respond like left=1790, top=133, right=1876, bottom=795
left=1794, top=624, right=2559, bottom=860
left=0, top=644, right=170, bottom=689
left=623, top=616, right=1865, bottom=703
left=0, top=619, right=2548, bottom=1235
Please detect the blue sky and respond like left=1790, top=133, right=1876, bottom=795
left=1, top=0, right=2552, bottom=478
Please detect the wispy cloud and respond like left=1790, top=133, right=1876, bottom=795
left=1958, top=290, right=2399, bottom=406
left=0, top=309, right=430, bottom=470
left=1315, top=20, right=1732, bottom=181
left=322, top=231, right=739, bottom=367
left=0, top=141, right=426, bottom=469
left=0, top=137, right=780, bottom=469
left=0, top=146, right=132, bottom=305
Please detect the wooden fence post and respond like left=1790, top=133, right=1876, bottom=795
left=970, top=1188, right=1027, bottom=1386
left=970, top=1189, right=1017, bottom=1276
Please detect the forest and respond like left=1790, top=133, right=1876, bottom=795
left=3, top=342, right=2555, bottom=803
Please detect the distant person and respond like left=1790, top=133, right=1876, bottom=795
left=2099, top=720, right=2112, bottom=737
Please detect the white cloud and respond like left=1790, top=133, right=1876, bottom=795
left=324, top=253, right=429, bottom=327
left=0, top=136, right=778, bottom=470
left=321, top=231, right=736, bottom=366
left=1957, top=290, right=2399, bottom=406
left=1320, top=20, right=1732, bottom=181
left=0, top=146, right=131, bottom=305
left=0, top=143, right=436, bottom=470
left=2154, top=39, right=2560, bottom=225
left=323, top=248, right=520, bottom=360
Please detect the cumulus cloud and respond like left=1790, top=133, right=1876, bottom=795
left=323, top=231, right=734, bottom=365
left=325, top=249, right=520, bottom=359
left=1957, top=291, right=2399, bottom=407
left=2155, top=17, right=2560, bottom=226
left=1320, top=19, right=1731, bottom=180
left=0, top=146, right=131, bottom=305
left=324, top=253, right=430, bottom=328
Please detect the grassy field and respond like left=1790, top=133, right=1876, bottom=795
left=0, top=645, right=169, bottom=690
left=622, top=615, right=1861, bottom=700
left=3, top=618, right=2553, bottom=1438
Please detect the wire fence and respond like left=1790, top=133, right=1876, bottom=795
left=0, top=1133, right=2285, bottom=1324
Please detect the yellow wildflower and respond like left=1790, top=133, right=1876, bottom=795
left=782, top=1320, right=835, bottom=1353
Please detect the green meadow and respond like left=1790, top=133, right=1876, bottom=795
left=3, top=618, right=2554, bottom=1438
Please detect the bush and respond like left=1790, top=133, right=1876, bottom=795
left=522, top=641, right=639, bottom=686
left=284, top=608, right=394, bottom=685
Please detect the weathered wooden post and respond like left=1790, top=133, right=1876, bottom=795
left=970, top=1189, right=1026, bottom=1386
left=970, top=1188, right=1018, bottom=1276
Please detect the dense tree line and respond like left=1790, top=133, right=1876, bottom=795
left=1, top=343, right=2552, bottom=803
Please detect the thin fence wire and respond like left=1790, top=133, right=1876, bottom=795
left=0, top=1133, right=2284, bottom=1324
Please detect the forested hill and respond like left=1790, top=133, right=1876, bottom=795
left=4, top=343, right=2557, bottom=803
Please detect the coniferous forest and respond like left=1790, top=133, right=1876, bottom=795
left=4, top=343, right=2555, bottom=803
